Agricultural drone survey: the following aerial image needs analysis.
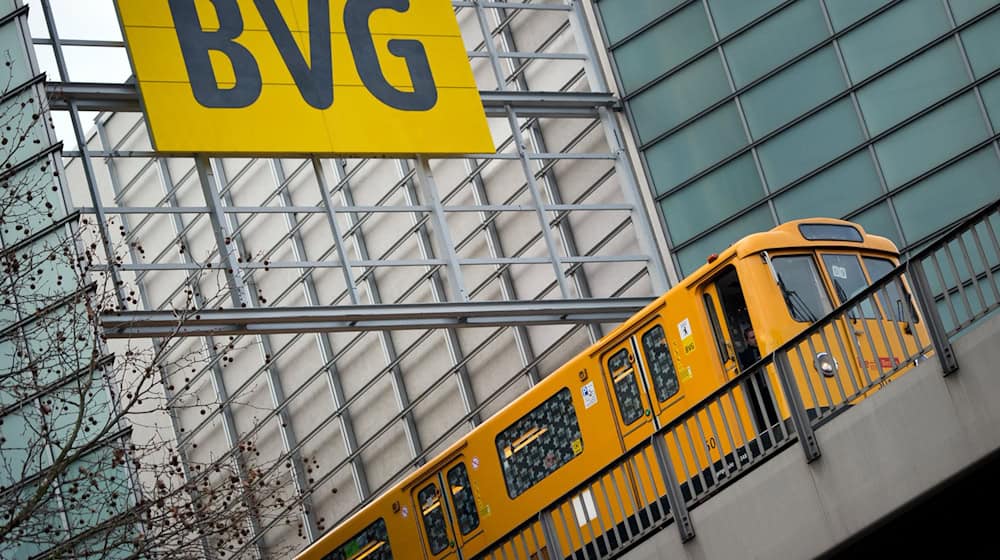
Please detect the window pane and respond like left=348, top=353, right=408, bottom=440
left=741, top=46, right=846, bottom=139
left=496, top=388, right=583, bottom=498
left=10, top=230, right=79, bottom=316
left=676, top=205, right=774, bottom=275
left=864, top=257, right=910, bottom=322
left=641, top=325, right=680, bottom=402
left=771, top=255, right=834, bottom=322
left=892, top=147, right=1000, bottom=243
left=0, top=335, right=30, bottom=407
left=646, top=102, right=748, bottom=191
left=949, top=0, right=1000, bottom=24
left=614, top=2, right=713, bottom=93
left=417, top=483, right=449, bottom=554
left=724, top=0, right=828, bottom=89
left=706, top=0, right=782, bottom=37
left=607, top=348, right=644, bottom=425
left=839, top=0, right=949, bottom=83
left=962, top=10, right=1000, bottom=79
left=661, top=154, right=764, bottom=245
left=26, top=302, right=93, bottom=383
left=874, top=93, right=990, bottom=190
left=981, top=75, right=1000, bottom=131
left=0, top=20, right=34, bottom=86
left=447, top=463, right=479, bottom=535
left=758, top=98, right=864, bottom=190
left=851, top=202, right=904, bottom=249
left=0, top=88, right=51, bottom=170
left=826, top=0, right=891, bottom=31
left=857, top=40, right=969, bottom=136
left=629, top=52, right=732, bottom=143
left=774, top=151, right=882, bottom=222
left=0, top=157, right=68, bottom=248
left=0, top=407, right=52, bottom=487
left=325, top=518, right=392, bottom=560
left=50, top=381, right=113, bottom=452
left=62, top=448, right=132, bottom=533
left=822, top=253, right=879, bottom=317
left=598, top=0, right=686, bottom=44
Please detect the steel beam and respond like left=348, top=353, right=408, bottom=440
left=44, top=82, right=617, bottom=116
left=100, top=298, right=653, bottom=338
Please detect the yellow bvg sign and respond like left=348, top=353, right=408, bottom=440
left=115, top=0, right=494, bottom=155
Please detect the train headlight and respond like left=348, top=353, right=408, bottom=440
left=814, top=352, right=838, bottom=377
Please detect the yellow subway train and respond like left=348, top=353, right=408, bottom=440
left=296, top=217, right=922, bottom=560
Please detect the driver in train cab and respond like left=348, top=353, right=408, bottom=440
left=738, top=326, right=760, bottom=369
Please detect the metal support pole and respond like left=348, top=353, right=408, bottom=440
left=313, top=156, right=360, bottom=304
left=906, top=259, right=960, bottom=375
left=195, top=155, right=251, bottom=307
left=539, top=509, right=565, bottom=559
left=651, top=435, right=695, bottom=542
left=773, top=352, right=822, bottom=462
left=414, top=157, right=468, bottom=301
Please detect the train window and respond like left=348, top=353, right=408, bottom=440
left=322, top=518, right=392, bottom=560
left=495, top=388, right=583, bottom=499
left=864, top=257, right=916, bottom=323
left=447, top=463, right=479, bottom=535
left=798, top=223, right=863, bottom=242
left=821, top=254, right=879, bottom=318
left=417, top=483, right=450, bottom=555
left=771, top=255, right=833, bottom=322
left=640, top=326, right=679, bottom=402
left=607, top=349, right=644, bottom=425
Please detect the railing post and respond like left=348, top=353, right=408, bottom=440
left=906, top=259, right=960, bottom=375
left=539, top=509, right=564, bottom=560
left=651, top=435, right=695, bottom=542
left=773, top=352, right=822, bottom=462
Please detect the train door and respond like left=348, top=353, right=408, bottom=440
left=701, top=265, right=780, bottom=431
left=700, top=268, right=741, bottom=382
left=601, top=338, right=658, bottom=451
left=411, top=456, right=483, bottom=560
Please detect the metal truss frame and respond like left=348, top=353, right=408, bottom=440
left=31, top=1, right=672, bottom=557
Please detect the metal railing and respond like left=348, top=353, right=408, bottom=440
left=477, top=197, right=1000, bottom=559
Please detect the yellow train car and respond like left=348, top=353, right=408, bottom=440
left=296, top=218, right=922, bottom=560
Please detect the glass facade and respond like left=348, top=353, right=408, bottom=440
left=0, top=3, right=130, bottom=558
left=597, top=0, right=1000, bottom=275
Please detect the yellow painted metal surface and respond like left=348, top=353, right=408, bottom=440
left=115, top=0, right=494, bottom=155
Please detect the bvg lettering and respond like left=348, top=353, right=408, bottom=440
left=168, top=0, right=438, bottom=111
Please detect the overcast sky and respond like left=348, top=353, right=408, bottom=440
left=26, top=0, right=133, bottom=148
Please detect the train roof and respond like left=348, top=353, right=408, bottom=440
left=676, top=217, right=898, bottom=291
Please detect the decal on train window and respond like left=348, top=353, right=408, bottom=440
left=322, top=518, right=392, bottom=560
left=641, top=326, right=680, bottom=402
left=417, top=483, right=449, bottom=554
left=447, top=463, right=480, bottom=536
left=496, top=388, right=583, bottom=498
left=607, top=349, right=644, bottom=425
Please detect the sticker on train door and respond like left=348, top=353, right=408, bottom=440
left=581, top=382, right=598, bottom=408
left=678, top=318, right=696, bottom=354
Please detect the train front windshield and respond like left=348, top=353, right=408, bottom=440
left=770, top=251, right=904, bottom=323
